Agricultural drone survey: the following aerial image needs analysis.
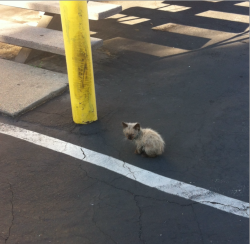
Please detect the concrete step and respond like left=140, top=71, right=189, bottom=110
left=0, top=58, right=68, bottom=116
left=0, top=1, right=122, bottom=20
left=0, top=20, right=103, bottom=56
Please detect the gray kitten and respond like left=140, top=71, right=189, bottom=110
left=122, top=122, right=165, bottom=157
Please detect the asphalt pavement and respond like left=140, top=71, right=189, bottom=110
left=0, top=1, right=249, bottom=244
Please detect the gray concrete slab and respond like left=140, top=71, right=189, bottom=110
left=0, top=1, right=122, bottom=20
left=0, top=20, right=103, bottom=56
left=0, top=58, right=68, bottom=116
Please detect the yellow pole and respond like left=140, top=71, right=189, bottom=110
left=59, top=1, right=97, bottom=124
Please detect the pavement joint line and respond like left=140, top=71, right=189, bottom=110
left=0, top=122, right=249, bottom=218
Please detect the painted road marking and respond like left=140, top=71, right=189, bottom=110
left=0, top=122, right=249, bottom=218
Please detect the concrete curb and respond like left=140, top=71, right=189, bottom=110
left=0, top=58, right=69, bottom=117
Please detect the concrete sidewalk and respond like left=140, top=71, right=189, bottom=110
left=0, top=59, right=68, bottom=116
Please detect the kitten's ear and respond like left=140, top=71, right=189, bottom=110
left=122, top=122, right=128, bottom=128
left=133, top=123, right=140, bottom=131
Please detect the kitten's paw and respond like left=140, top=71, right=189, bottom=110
left=141, top=151, right=148, bottom=157
left=148, top=154, right=157, bottom=158
left=141, top=151, right=157, bottom=158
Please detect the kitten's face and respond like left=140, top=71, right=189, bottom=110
left=122, top=122, right=140, bottom=140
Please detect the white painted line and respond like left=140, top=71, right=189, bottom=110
left=0, top=122, right=249, bottom=218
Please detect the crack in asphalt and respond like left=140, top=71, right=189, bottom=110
left=80, top=148, right=86, bottom=160
left=77, top=164, right=207, bottom=244
left=109, top=176, right=123, bottom=184
left=62, top=143, right=67, bottom=153
left=123, top=162, right=136, bottom=180
left=92, top=217, right=118, bottom=244
left=79, top=163, right=146, bottom=244
left=135, top=195, right=198, bottom=207
left=134, top=195, right=145, bottom=244
left=77, top=162, right=250, bottom=242
left=91, top=195, right=118, bottom=244
left=191, top=205, right=205, bottom=244
left=201, top=201, right=249, bottom=214
left=78, top=164, right=201, bottom=207
left=5, top=183, right=14, bottom=244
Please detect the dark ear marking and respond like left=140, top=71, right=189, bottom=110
left=133, top=123, right=140, bottom=131
left=122, top=122, right=128, bottom=128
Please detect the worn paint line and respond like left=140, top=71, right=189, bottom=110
left=0, top=122, right=249, bottom=218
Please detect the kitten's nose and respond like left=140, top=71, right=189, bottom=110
left=128, top=135, right=132, bottom=140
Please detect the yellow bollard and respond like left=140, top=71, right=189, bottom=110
left=59, top=1, right=97, bottom=124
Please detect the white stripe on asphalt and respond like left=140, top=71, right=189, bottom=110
left=0, top=122, right=249, bottom=218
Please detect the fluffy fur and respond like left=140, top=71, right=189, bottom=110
left=122, top=122, right=165, bottom=158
